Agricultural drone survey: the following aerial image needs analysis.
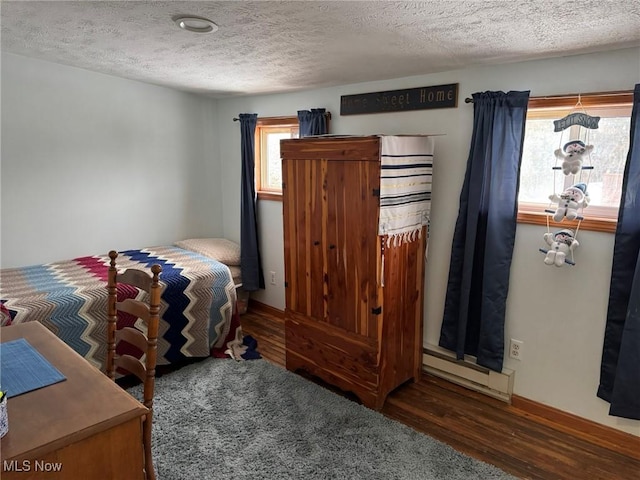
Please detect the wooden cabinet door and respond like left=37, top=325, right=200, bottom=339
left=282, top=155, right=381, bottom=340
left=323, top=159, right=380, bottom=340
left=282, top=136, right=383, bottom=340
left=282, top=157, right=325, bottom=320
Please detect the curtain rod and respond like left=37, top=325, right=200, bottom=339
left=464, top=90, right=632, bottom=105
left=233, top=112, right=332, bottom=122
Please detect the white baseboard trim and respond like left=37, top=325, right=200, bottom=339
left=422, top=344, right=515, bottom=403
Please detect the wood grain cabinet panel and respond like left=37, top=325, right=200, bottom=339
left=281, top=136, right=426, bottom=410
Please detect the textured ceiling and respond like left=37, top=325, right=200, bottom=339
left=2, top=1, right=639, bottom=98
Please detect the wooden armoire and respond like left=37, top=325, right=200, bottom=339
left=280, top=135, right=428, bottom=410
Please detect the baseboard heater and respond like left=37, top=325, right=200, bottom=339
left=422, top=345, right=515, bottom=403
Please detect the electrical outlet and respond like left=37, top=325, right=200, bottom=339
left=270, top=271, right=276, bottom=285
left=509, top=339, right=523, bottom=360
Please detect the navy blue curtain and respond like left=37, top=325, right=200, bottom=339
left=439, top=91, right=530, bottom=372
left=597, top=84, right=640, bottom=420
left=239, top=113, right=265, bottom=291
left=297, top=108, right=327, bottom=137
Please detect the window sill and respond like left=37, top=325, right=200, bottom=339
left=257, top=191, right=283, bottom=202
left=517, top=211, right=616, bottom=234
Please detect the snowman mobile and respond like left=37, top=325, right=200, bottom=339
left=539, top=106, right=599, bottom=267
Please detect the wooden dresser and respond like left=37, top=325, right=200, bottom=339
left=1, top=322, right=147, bottom=480
left=280, top=135, right=427, bottom=410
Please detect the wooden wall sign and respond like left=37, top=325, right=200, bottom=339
left=340, top=83, right=458, bottom=116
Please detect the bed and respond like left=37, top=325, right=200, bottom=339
left=0, top=239, right=242, bottom=370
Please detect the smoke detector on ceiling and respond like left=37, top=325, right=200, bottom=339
left=174, top=16, right=218, bottom=34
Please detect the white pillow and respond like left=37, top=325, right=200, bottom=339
left=174, top=238, right=241, bottom=266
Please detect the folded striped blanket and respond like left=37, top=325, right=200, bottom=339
left=378, top=135, right=435, bottom=245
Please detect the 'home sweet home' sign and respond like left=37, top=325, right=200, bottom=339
left=340, top=83, right=458, bottom=115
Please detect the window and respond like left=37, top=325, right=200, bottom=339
left=255, top=116, right=299, bottom=201
left=518, top=92, right=633, bottom=233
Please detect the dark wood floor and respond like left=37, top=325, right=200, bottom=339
left=240, top=306, right=640, bottom=480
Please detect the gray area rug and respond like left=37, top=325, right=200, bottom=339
left=131, top=358, right=516, bottom=479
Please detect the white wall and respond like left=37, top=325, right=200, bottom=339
left=217, top=47, right=640, bottom=436
left=1, top=53, right=222, bottom=268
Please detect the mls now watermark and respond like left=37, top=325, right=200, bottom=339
left=3, top=459, right=63, bottom=473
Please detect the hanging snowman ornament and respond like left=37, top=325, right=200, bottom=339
left=548, top=182, right=590, bottom=222
left=541, top=229, right=579, bottom=267
left=554, top=140, right=594, bottom=175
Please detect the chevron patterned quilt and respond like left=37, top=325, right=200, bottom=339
left=0, top=246, right=237, bottom=370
